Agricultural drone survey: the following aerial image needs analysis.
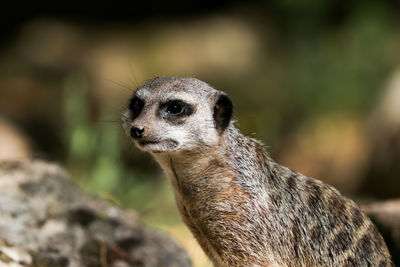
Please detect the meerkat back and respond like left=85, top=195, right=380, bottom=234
left=122, top=76, right=394, bottom=267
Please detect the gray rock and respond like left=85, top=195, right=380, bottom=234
left=0, top=160, right=191, bottom=267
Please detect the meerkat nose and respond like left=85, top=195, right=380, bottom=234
left=130, top=126, right=145, bottom=139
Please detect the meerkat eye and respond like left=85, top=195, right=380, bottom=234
left=166, top=101, right=185, bottom=115
left=161, top=100, right=194, bottom=119
left=128, top=96, right=144, bottom=118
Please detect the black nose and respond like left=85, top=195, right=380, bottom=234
left=130, top=127, right=145, bottom=139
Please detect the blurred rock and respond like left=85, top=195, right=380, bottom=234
left=362, top=199, right=400, bottom=266
left=0, top=160, right=191, bottom=267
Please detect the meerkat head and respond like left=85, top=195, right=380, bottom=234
left=122, top=77, right=233, bottom=153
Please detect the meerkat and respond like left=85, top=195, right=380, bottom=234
left=122, top=77, right=393, bottom=267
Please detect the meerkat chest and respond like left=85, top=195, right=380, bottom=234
left=173, top=171, right=256, bottom=235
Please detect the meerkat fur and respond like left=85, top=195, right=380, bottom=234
left=122, top=77, right=393, bottom=267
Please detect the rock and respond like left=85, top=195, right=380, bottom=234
left=0, top=160, right=191, bottom=267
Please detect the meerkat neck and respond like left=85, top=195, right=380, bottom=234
left=152, top=144, right=224, bottom=189
left=153, top=125, right=282, bottom=192
left=223, top=126, right=285, bottom=187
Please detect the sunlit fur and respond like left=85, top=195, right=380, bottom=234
left=122, top=77, right=393, bottom=267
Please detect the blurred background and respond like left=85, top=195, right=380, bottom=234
left=1, top=1, right=400, bottom=266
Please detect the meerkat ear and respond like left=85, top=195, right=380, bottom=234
left=213, top=94, right=233, bottom=133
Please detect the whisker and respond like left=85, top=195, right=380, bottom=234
left=106, top=79, right=134, bottom=93
left=98, top=120, right=121, bottom=123
left=128, top=60, right=139, bottom=87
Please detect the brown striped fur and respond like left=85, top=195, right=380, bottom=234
left=122, top=77, right=393, bottom=266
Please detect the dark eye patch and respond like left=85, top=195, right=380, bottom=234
left=128, top=96, right=144, bottom=119
left=160, top=100, right=194, bottom=119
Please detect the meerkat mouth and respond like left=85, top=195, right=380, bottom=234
left=137, top=139, right=179, bottom=151
left=138, top=140, right=160, bottom=146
